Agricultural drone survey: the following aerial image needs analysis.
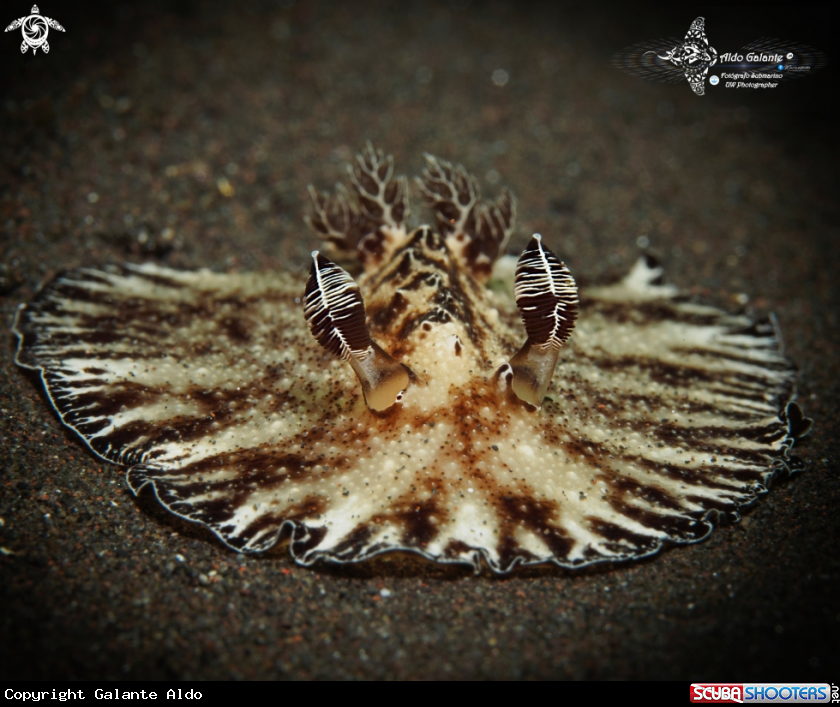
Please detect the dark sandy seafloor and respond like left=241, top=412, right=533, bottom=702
left=1, top=0, right=838, bottom=681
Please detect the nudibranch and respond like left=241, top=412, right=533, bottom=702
left=13, top=144, right=812, bottom=572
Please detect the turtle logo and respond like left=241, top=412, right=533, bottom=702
left=5, top=5, right=65, bottom=55
left=648, top=17, right=718, bottom=95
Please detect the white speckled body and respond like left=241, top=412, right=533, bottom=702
left=13, top=148, right=809, bottom=572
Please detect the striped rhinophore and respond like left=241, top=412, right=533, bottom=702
left=303, top=251, right=409, bottom=412
left=13, top=147, right=811, bottom=573
left=506, top=234, right=579, bottom=407
left=304, top=251, right=373, bottom=361
left=513, top=234, right=578, bottom=350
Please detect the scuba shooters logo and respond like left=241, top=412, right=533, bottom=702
left=612, top=16, right=826, bottom=95
left=692, top=685, right=744, bottom=704
left=690, top=684, right=833, bottom=704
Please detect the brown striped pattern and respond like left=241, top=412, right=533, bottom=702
left=13, top=244, right=809, bottom=572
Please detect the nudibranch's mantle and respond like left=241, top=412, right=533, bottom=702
left=13, top=146, right=811, bottom=573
